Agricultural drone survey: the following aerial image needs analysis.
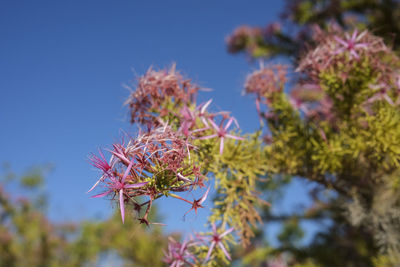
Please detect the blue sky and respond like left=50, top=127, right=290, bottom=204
left=0, top=0, right=315, bottom=241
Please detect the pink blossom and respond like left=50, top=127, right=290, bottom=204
left=366, top=84, right=394, bottom=106
left=163, top=237, right=198, bottom=266
left=198, top=117, right=244, bottom=155
left=91, top=157, right=148, bottom=223
left=184, top=186, right=211, bottom=217
left=205, top=224, right=234, bottom=262
left=334, top=29, right=368, bottom=60
left=178, top=100, right=213, bottom=137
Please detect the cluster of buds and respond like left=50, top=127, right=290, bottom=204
left=163, top=223, right=234, bottom=266
left=124, top=65, right=199, bottom=127
left=88, top=125, right=209, bottom=224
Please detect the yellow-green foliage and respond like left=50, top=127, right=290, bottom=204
left=206, top=133, right=268, bottom=247
left=258, top=32, right=400, bottom=262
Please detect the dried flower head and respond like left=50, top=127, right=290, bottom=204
left=125, top=65, right=200, bottom=126
left=245, top=64, right=287, bottom=97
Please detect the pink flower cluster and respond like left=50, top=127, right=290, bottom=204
left=175, top=99, right=244, bottom=155
left=297, top=28, right=389, bottom=79
left=90, top=66, right=245, bottom=224
left=163, top=223, right=234, bottom=266
left=89, top=125, right=208, bottom=224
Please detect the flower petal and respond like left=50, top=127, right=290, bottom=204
left=218, top=242, right=231, bottom=260
left=125, top=181, right=149, bottom=188
left=91, top=189, right=112, bottom=198
left=199, top=186, right=211, bottom=205
left=119, top=189, right=125, bottom=223
left=225, top=134, right=245, bottom=141
left=224, top=117, right=234, bottom=131
left=208, top=119, right=220, bottom=132
left=87, top=176, right=104, bottom=193
left=219, top=137, right=224, bottom=155
left=200, top=99, right=212, bottom=114
left=197, top=134, right=218, bottom=140
left=121, top=156, right=135, bottom=183
left=220, top=227, right=234, bottom=238
left=205, top=241, right=216, bottom=262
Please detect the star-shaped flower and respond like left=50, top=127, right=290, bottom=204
left=205, top=224, right=234, bottom=262
left=198, top=117, right=244, bottom=154
left=333, top=30, right=368, bottom=60
left=163, top=237, right=198, bottom=267
left=91, top=157, right=148, bottom=223
left=184, top=186, right=211, bottom=217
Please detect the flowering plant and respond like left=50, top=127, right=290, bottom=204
left=88, top=3, right=400, bottom=265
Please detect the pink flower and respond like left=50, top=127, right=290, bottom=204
left=205, top=224, right=234, bottom=262
left=289, top=96, right=309, bottom=115
left=184, top=186, right=211, bottom=217
left=198, top=117, right=244, bottom=155
left=91, top=157, right=148, bottom=223
left=334, top=30, right=368, bottom=60
left=366, top=83, right=394, bottom=106
left=163, top=237, right=198, bottom=266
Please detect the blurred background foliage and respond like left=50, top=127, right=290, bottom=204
left=227, top=0, right=400, bottom=61
left=0, top=164, right=168, bottom=267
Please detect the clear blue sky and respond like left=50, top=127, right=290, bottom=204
left=0, top=0, right=315, bottom=241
